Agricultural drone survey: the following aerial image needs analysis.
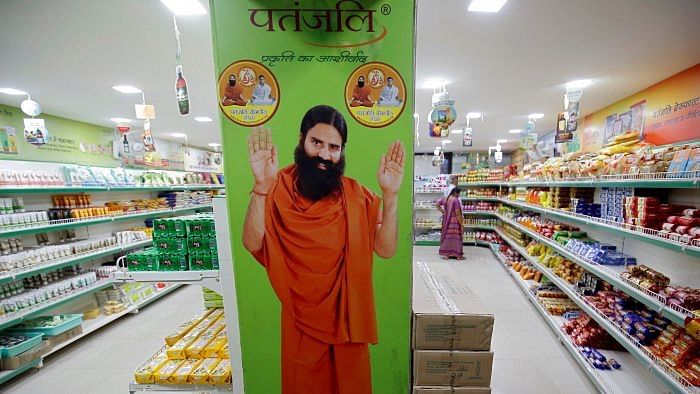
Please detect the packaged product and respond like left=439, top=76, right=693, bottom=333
left=219, top=342, right=230, bottom=359
left=170, top=359, right=202, bottom=384
left=204, top=330, right=228, bottom=358
left=154, top=359, right=185, bottom=384
left=134, top=352, right=169, bottom=384
left=164, top=309, right=214, bottom=346
left=190, top=358, right=221, bottom=384
left=209, top=359, right=232, bottom=385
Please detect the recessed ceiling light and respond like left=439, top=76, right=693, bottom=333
left=497, top=139, right=508, bottom=143
left=0, top=88, right=28, bottom=95
left=421, top=79, right=447, bottom=89
left=110, top=118, right=132, bottom=123
left=442, top=140, right=453, bottom=144
left=112, top=85, right=143, bottom=94
left=451, top=128, right=464, bottom=134
left=194, top=116, right=213, bottom=122
left=508, top=129, right=522, bottom=134
left=159, top=0, right=206, bottom=16
left=171, top=132, right=187, bottom=138
left=466, top=112, right=482, bottom=119
left=528, top=113, right=544, bottom=119
left=566, top=79, right=592, bottom=89
left=468, top=0, right=508, bottom=13
left=208, top=143, right=221, bottom=147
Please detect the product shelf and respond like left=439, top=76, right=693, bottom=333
left=463, top=225, right=496, bottom=231
left=498, top=198, right=700, bottom=258
left=0, top=279, right=115, bottom=331
left=493, top=227, right=698, bottom=394
left=42, top=283, right=182, bottom=358
left=112, top=270, right=221, bottom=294
left=129, top=382, right=232, bottom=393
left=0, top=204, right=212, bottom=238
left=0, top=357, right=42, bottom=385
left=462, top=211, right=498, bottom=216
left=458, top=171, right=699, bottom=189
left=457, top=182, right=503, bottom=187
left=0, top=185, right=225, bottom=194
left=461, top=197, right=501, bottom=202
left=489, top=244, right=668, bottom=394
left=413, top=240, right=440, bottom=246
left=0, top=239, right=152, bottom=285
left=494, top=212, right=697, bottom=326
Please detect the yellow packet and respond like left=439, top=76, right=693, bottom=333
left=204, top=331, right=227, bottom=358
left=190, top=358, right=221, bottom=384
left=134, top=354, right=168, bottom=384
left=154, top=359, right=185, bottom=384
left=219, top=342, right=230, bottom=359
left=169, top=359, right=202, bottom=384
left=209, top=359, right=232, bottom=385
left=164, top=309, right=213, bottom=346
left=185, top=334, right=216, bottom=359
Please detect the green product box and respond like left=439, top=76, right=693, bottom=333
left=185, top=217, right=215, bottom=237
left=153, top=218, right=186, bottom=238
left=154, top=236, right=188, bottom=255
left=126, top=249, right=157, bottom=271
left=187, top=236, right=218, bottom=254
left=188, top=253, right=219, bottom=271
left=156, top=254, right=187, bottom=271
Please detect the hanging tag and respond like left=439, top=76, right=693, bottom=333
left=23, top=118, right=49, bottom=146
left=135, top=104, right=156, bottom=119
left=143, top=120, right=156, bottom=152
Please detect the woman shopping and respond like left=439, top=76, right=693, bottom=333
left=436, top=187, right=464, bottom=260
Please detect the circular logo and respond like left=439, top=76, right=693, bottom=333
left=344, top=62, right=406, bottom=128
left=218, top=60, right=280, bottom=127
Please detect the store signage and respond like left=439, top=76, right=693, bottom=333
left=0, top=126, right=18, bottom=154
left=135, top=104, right=156, bottom=120
left=463, top=127, right=473, bottom=146
left=184, top=147, right=223, bottom=173
left=555, top=112, right=573, bottom=143
left=23, top=118, right=49, bottom=146
left=520, top=132, right=538, bottom=149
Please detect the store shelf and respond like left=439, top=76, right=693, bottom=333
left=493, top=226, right=697, bottom=394
left=458, top=182, right=502, bottom=187
left=458, top=172, right=699, bottom=189
left=494, top=212, right=698, bottom=326
left=0, top=279, right=115, bottom=331
left=0, top=185, right=225, bottom=194
left=43, top=284, right=182, bottom=358
left=463, top=225, right=496, bottom=231
left=0, top=358, right=42, bottom=385
left=489, top=244, right=668, bottom=394
left=414, top=190, right=445, bottom=194
left=463, top=211, right=497, bottom=216
left=113, top=270, right=221, bottom=294
left=129, top=382, right=232, bottom=393
left=0, top=239, right=152, bottom=285
left=498, top=198, right=700, bottom=258
left=0, top=204, right=212, bottom=238
left=461, top=197, right=501, bottom=202
left=414, top=240, right=440, bottom=246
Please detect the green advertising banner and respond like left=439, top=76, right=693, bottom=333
left=0, top=104, right=117, bottom=166
left=210, top=1, right=415, bottom=393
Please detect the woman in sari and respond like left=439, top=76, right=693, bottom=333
left=437, top=187, right=464, bottom=260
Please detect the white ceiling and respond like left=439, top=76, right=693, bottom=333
left=0, top=0, right=220, bottom=148
left=1, top=0, right=699, bottom=152
left=415, top=0, right=700, bottom=153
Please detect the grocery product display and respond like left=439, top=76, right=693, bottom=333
left=133, top=308, right=232, bottom=387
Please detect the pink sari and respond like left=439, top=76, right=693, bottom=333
left=438, top=196, right=463, bottom=258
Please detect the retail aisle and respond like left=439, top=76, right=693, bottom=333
left=3, top=285, right=203, bottom=394
left=414, top=246, right=597, bottom=394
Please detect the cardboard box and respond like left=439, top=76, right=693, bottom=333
left=413, top=313, right=493, bottom=351
left=46, top=325, right=84, bottom=348
left=0, top=340, right=50, bottom=370
left=413, top=350, right=493, bottom=387
left=413, top=387, right=492, bottom=394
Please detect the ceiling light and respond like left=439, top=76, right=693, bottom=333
left=159, top=0, right=207, bottom=16
left=442, top=140, right=453, bottom=144
left=194, top=116, right=213, bottom=122
left=468, top=0, right=508, bottom=13
left=0, top=88, right=28, bottom=95
left=508, top=129, right=522, bottom=134
left=466, top=112, right=482, bottom=119
left=413, top=113, right=419, bottom=118
left=497, top=139, right=508, bottom=143
left=171, top=132, right=187, bottom=138
left=451, top=128, right=464, bottom=134
left=112, top=85, right=143, bottom=94
left=566, top=79, right=592, bottom=89
left=208, top=143, right=221, bottom=147
left=110, top=118, right=132, bottom=123
left=528, top=113, right=544, bottom=119
left=421, top=79, right=447, bottom=89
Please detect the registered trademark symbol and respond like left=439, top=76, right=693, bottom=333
left=381, top=4, right=391, bottom=15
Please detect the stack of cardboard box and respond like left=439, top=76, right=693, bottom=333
left=413, top=262, right=495, bottom=394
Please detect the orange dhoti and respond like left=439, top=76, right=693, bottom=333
left=281, top=311, right=371, bottom=394
left=350, top=85, right=373, bottom=107
left=252, top=165, right=382, bottom=394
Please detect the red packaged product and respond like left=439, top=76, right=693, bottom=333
left=683, top=208, right=700, bottom=218
left=667, top=216, right=680, bottom=224
left=675, top=226, right=690, bottom=235
left=661, top=223, right=677, bottom=232
left=676, top=216, right=698, bottom=227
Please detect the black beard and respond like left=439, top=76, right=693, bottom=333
left=294, top=145, right=345, bottom=201
left=229, top=80, right=236, bottom=86
left=358, top=81, right=365, bottom=87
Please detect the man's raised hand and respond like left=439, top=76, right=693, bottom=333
left=247, top=126, right=278, bottom=194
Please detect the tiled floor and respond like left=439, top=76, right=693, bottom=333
left=2, top=285, right=204, bottom=394
left=414, top=245, right=597, bottom=394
